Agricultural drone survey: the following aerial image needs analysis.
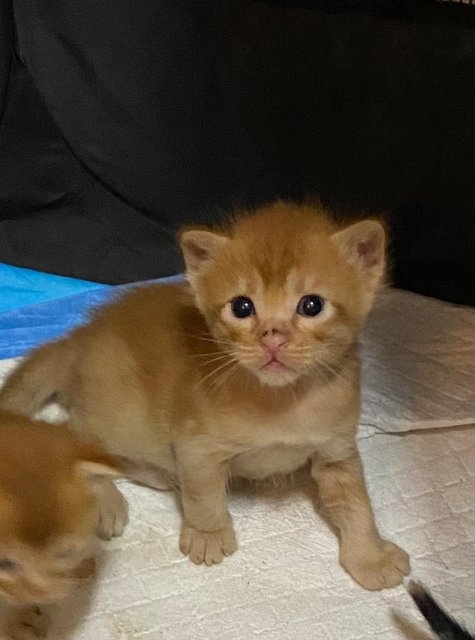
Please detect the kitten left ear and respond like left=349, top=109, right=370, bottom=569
left=332, top=219, right=386, bottom=287
left=75, top=441, right=123, bottom=481
left=180, top=229, right=228, bottom=276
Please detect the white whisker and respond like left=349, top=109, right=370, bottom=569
left=189, top=351, right=232, bottom=359
left=206, top=361, right=240, bottom=393
left=199, top=356, right=239, bottom=389
left=308, top=358, right=348, bottom=383
left=197, top=354, right=236, bottom=369
left=174, top=331, right=233, bottom=347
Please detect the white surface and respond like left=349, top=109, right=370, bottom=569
left=36, top=427, right=475, bottom=640
left=0, top=288, right=474, bottom=639
left=360, top=288, right=475, bottom=434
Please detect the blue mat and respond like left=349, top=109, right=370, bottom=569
left=0, top=263, right=108, bottom=313
left=0, top=271, right=182, bottom=360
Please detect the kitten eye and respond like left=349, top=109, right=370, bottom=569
left=0, top=559, right=18, bottom=572
left=296, top=295, right=325, bottom=317
left=230, top=296, right=255, bottom=319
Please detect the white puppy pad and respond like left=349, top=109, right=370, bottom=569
left=38, top=425, right=475, bottom=640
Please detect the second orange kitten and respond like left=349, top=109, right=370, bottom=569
left=0, top=409, right=127, bottom=638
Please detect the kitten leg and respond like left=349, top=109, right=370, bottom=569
left=177, top=447, right=236, bottom=566
left=6, top=606, right=50, bottom=640
left=311, top=448, right=410, bottom=590
left=92, top=478, right=129, bottom=540
left=117, top=458, right=175, bottom=491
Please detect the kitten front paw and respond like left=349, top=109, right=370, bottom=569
left=341, top=539, right=410, bottom=591
left=6, top=606, right=50, bottom=640
left=95, top=481, right=129, bottom=540
left=179, top=525, right=237, bottom=565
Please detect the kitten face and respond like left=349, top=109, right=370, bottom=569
left=213, top=272, right=345, bottom=387
left=0, top=481, right=96, bottom=604
left=0, top=535, right=95, bottom=604
left=181, top=202, right=386, bottom=388
left=0, top=411, right=120, bottom=604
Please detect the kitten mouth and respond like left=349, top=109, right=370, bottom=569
left=261, top=358, right=290, bottom=372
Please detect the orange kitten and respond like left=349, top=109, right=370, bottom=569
left=0, top=409, right=127, bottom=638
left=0, top=201, right=409, bottom=590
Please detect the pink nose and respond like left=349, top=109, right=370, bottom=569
left=260, top=328, right=288, bottom=356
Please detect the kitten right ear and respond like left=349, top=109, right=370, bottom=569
left=331, top=219, right=386, bottom=291
left=179, top=229, right=228, bottom=276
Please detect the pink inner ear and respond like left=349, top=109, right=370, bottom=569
left=357, top=234, right=382, bottom=268
left=189, top=242, right=210, bottom=263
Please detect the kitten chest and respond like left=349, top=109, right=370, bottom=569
left=215, top=395, right=357, bottom=480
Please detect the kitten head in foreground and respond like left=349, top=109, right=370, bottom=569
left=0, top=410, right=120, bottom=604
left=180, top=202, right=386, bottom=387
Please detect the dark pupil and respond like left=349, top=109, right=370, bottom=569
left=298, top=295, right=324, bottom=317
left=231, top=296, right=255, bottom=318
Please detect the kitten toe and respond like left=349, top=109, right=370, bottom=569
left=204, top=536, right=226, bottom=566
left=179, top=526, right=206, bottom=564
left=6, top=606, right=50, bottom=640
left=221, top=527, right=238, bottom=557
left=190, top=538, right=207, bottom=565
left=341, top=539, right=410, bottom=591
left=94, top=480, right=129, bottom=540
left=178, top=524, right=193, bottom=556
left=179, top=525, right=237, bottom=565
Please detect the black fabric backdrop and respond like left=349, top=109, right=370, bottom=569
left=0, top=1, right=474, bottom=304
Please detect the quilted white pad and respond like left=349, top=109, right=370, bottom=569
left=9, top=427, right=473, bottom=640
left=360, top=288, right=475, bottom=434
left=0, top=288, right=474, bottom=639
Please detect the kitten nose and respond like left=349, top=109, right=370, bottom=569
left=260, top=327, right=288, bottom=353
